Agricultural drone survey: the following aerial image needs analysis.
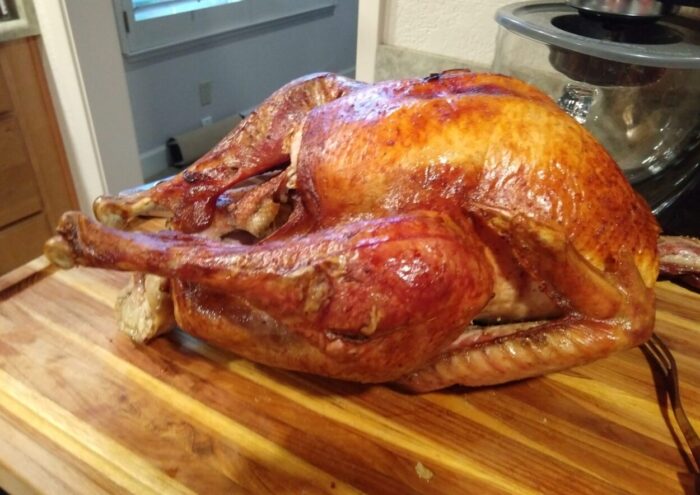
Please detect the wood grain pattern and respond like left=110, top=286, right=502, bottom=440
left=0, top=214, right=52, bottom=276
left=0, top=257, right=698, bottom=494
left=0, top=37, right=77, bottom=275
left=0, top=37, right=78, bottom=228
left=0, top=116, right=44, bottom=227
left=0, top=59, right=11, bottom=115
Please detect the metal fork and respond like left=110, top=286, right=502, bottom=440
left=643, top=334, right=700, bottom=492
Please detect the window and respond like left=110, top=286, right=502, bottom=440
left=132, top=0, right=243, bottom=22
left=0, top=0, right=18, bottom=21
left=114, top=0, right=336, bottom=59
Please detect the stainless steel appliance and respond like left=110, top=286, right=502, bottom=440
left=492, top=0, right=700, bottom=235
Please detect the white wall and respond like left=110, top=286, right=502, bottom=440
left=34, top=0, right=144, bottom=211
left=125, top=1, right=358, bottom=178
left=355, top=0, right=382, bottom=82
left=382, top=0, right=511, bottom=67
left=63, top=1, right=144, bottom=192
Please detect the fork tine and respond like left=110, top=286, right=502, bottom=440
left=644, top=333, right=700, bottom=472
left=645, top=335, right=672, bottom=378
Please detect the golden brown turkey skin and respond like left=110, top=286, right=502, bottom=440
left=46, top=70, right=661, bottom=391
left=297, top=71, right=658, bottom=288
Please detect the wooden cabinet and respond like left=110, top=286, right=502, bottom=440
left=0, top=36, right=77, bottom=275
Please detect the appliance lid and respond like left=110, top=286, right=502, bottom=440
left=496, top=1, right=700, bottom=69
left=567, top=0, right=677, bottom=19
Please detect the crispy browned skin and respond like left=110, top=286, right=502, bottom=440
left=46, top=70, right=661, bottom=391
left=658, top=235, right=700, bottom=276
left=657, top=235, right=700, bottom=291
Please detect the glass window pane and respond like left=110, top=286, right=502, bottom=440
left=133, top=0, right=243, bottom=22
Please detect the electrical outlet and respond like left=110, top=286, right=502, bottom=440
left=201, top=116, right=213, bottom=126
left=199, top=81, right=212, bottom=106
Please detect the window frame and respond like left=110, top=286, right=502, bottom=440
left=113, top=0, right=337, bottom=60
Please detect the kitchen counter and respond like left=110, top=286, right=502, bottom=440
left=0, top=255, right=698, bottom=494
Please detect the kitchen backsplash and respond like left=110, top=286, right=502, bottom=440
left=375, top=44, right=487, bottom=81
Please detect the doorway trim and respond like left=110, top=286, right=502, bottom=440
left=32, top=0, right=143, bottom=212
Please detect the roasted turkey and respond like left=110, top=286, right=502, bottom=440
left=46, top=69, right=676, bottom=392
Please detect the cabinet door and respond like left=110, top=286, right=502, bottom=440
left=0, top=116, right=44, bottom=227
left=0, top=37, right=78, bottom=275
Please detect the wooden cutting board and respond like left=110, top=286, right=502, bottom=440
left=0, top=256, right=698, bottom=494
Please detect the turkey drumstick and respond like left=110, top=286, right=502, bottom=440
left=46, top=209, right=494, bottom=379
